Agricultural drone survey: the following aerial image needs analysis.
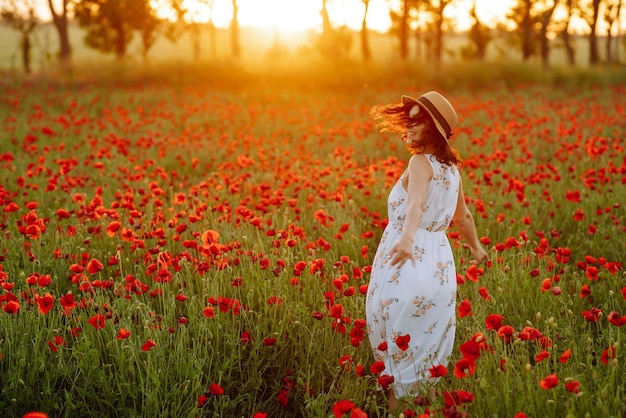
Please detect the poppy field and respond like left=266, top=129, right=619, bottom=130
left=0, top=76, right=625, bottom=418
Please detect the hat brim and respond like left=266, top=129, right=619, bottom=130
left=401, top=94, right=452, bottom=140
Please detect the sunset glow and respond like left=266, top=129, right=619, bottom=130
left=35, top=0, right=608, bottom=34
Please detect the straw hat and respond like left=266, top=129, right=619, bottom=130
left=401, top=91, right=458, bottom=140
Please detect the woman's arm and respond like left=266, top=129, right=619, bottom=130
left=452, top=181, right=489, bottom=264
left=389, top=155, right=432, bottom=267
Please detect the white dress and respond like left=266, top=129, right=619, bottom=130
left=366, top=154, right=460, bottom=398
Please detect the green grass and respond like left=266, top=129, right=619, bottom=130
left=0, top=65, right=624, bottom=417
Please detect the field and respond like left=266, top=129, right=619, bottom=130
left=0, top=63, right=625, bottom=418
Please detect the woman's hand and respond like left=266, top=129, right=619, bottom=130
left=469, top=245, right=489, bottom=265
left=389, top=236, right=416, bottom=268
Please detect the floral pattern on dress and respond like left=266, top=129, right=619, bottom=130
left=366, top=154, right=461, bottom=399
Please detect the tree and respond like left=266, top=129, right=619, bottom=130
left=579, top=0, right=602, bottom=66
left=135, top=2, right=162, bottom=59
left=507, top=0, right=535, bottom=60
left=557, top=0, right=577, bottom=66
left=427, top=0, right=454, bottom=67
left=1, top=0, right=38, bottom=73
left=604, top=0, right=622, bottom=63
left=47, top=0, right=72, bottom=67
left=74, top=0, right=154, bottom=59
left=467, top=0, right=491, bottom=60
left=360, top=0, right=371, bottom=61
left=537, top=0, right=560, bottom=69
left=230, top=0, right=240, bottom=59
left=311, top=0, right=352, bottom=61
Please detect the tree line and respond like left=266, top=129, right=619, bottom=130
left=1, top=0, right=624, bottom=74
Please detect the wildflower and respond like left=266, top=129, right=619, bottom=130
left=208, top=382, right=224, bottom=395
left=87, top=258, right=104, bottom=275
left=601, top=346, right=617, bottom=365
left=457, top=298, right=473, bottom=318
left=141, top=339, right=157, bottom=352
left=370, top=361, right=385, bottom=374
left=582, top=307, right=602, bottom=322
left=453, top=357, right=476, bottom=378
left=559, top=348, right=572, bottom=364
left=117, top=328, right=131, bottom=340
left=539, top=374, right=558, bottom=389
left=607, top=311, right=626, bottom=326
left=35, top=293, right=55, bottom=315
left=87, top=314, right=106, bottom=329
left=429, top=364, right=448, bottom=378
left=395, top=334, right=410, bottom=351
left=333, top=400, right=355, bottom=418
left=377, top=374, right=394, bottom=390
left=565, top=380, right=580, bottom=394
left=485, top=314, right=504, bottom=330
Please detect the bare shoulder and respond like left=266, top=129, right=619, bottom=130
left=407, top=154, right=434, bottom=179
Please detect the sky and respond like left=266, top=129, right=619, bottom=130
left=22, top=0, right=615, bottom=35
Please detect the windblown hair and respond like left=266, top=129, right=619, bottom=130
left=370, top=101, right=463, bottom=168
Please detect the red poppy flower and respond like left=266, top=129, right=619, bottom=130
left=429, top=364, right=448, bottom=378
left=377, top=341, right=388, bottom=352
left=377, top=374, right=394, bottom=390
left=585, top=266, right=599, bottom=281
left=485, top=314, right=504, bottom=330
left=601, top=345, right=617, bottom=365
left=582, top=307, right=602, bottom=322
left=459, top=340, right=481, bottom=361
left=580, top=284, right=592, bottom=299
left=539, top=373, right=558, bottom=389
left=534, top=350, right=550, bottom=362
left=197, top=394, right=209, bottom=408
left=35, top=292, right=55, bottom=315
left=350, top=408, right=367, bottom=418
left=607, top=311, right=626, bottom=326
left=370, top=361, right=385, bottom=374
left=208, top=382, right=224, bottom=395
left=457, top=298, right=473, bottom=318
left=263, top=337, right=277, bottom=346
left=478, top=286, right=491, bottom=300
left=559, top=348, right=572, bottom=364
left=453, top=357, right=476, bottom=378
left=87, top=258, right=104, bottom=275
left=106, top=221, right=121, bottom=237
left=565, top=380, right=580, bottom=394
left=497, top=325, right=515, bottom=343
left=22, top=413, right=48, bottom=418
left=395, top=334, right=410, bottom=351
left=201, top=230, right=220, bottom=245
left=117, top=328, right=131, bottom=340
left=142, top=339, right=157, bottom=352
left=87, top=314, right=106, bottom=329
left=332, top=400, right=354, bottom=418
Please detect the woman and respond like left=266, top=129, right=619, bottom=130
left=365, top=91, right=489, bottom=412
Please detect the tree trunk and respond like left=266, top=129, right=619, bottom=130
left=433, top=3, right=444, bottom=67
left=209, top=22, right=217, bottom=58
left=360, top=0, right=371, bottom=61
left=21, top=34, right=32, bottom=73
left=399, top=0, right=409, bottom=60
left=562, top=29, right=576, bottom=65
left=231, top=0, right=240, bottom=58
left=114, top=23, right=127, bottom=58
left=539, top=2, right=558, bottom=69
left=606, top=27, right=613, bottom=64
left=588, top=0, right=601, bottom=66
left=521, top=0, right=533, bottom=60
left=47, top=0, right=72, bottom=67
left=561, top=0, right=575, bottom=65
